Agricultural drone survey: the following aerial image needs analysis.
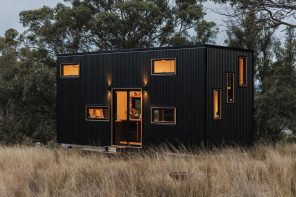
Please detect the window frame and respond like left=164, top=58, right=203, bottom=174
left=213, top=89, right=222, bottom=120
left=150, top=106, right=176, bottom=125
left=226, top=73, right=235, bottom=103
left=151, top=58, right=177, bottom=76
left=85, top=105, right=110, bottom=122
left=238, top=56, right=247, bottom=87
left=60, top=63, right=80, bottom=78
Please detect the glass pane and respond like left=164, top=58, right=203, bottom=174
left=153, top=109, right=160, bottom=121
left=129, top=91, right=142, bottom=120
left=239, top=57, right=247, bottom=86
left=151, top=108, right=176, bottom=124
left=213, top=89, right=221, bottom=120
left=116, top=91, right=127, bottom=121
left=163, top=109, right=175, bottom=122
left=86, top=106, right=109, bottom=120
left=62, top=64, right=79, bottom=76
left=227, top=73, right=234, bottom=103
left=153, top=59, right=176, bottom=74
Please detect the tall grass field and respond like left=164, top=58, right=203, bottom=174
left=0, top=144, right=295, bottom=196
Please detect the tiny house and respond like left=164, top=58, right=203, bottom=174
left=57, top=44, right=254, bottom=148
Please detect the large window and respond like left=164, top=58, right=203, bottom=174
left=213, top=89, right=221, bottom=120
left=151, top=107, right=176, bottom=124
left=151, top=58, right=176, bottom=75
left=85, top=106, right=110, bottom=121
left=61, top=64, right=80, bottom=77
left=226, top=73, right=234, bottom=103
left=239, top=57, right=247, bottom=86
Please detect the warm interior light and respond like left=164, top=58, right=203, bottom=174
left=89, top=108, right=104, bottom=119
left=153, top=59, right=176, bottom=73
left=213, top=89, right=221, bottom=120
left=62, top=64, right=79, bottom=76
left=116, top=91, right=127, bottom=121
left=239, top=57, right=247, bottom=86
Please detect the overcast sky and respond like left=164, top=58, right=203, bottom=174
left=0, top=0, right=226, bottom=44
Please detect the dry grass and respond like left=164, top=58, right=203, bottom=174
left=0, top=144, right=295, bottom=197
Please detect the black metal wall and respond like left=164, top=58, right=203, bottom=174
left=57, top=45, right=253, bottom=147
left=206, top=47, right=254, bottom=146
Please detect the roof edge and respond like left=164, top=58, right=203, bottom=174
left=57, top=44, right=254, bottom=57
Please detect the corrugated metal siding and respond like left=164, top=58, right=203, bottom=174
left=148, top=48, right=206, bottom=146
left=57, top=47, right=207, bottom=147
left=57, top=45, right=253, bottom=147
left=206, top=47, right=253, bottom=145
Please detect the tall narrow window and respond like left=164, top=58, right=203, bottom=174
left=239, top=57, right=247, bottom=86
left=213, top=89, right=221, bottom=120
left=61, top=64, right=80, bottom=77
left=85, top=106, right=110, bottom=121
left=151, top=107, right=176, bottom=124
left=226, top=73, right=234, bottom=103
left=151, top=58, right=176, bottom=75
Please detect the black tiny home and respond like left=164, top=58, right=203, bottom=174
left=57, top=44, right=254, bottom=148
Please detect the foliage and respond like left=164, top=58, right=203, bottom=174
left=19, top=0, right=217, bottom=54
left=0, top=30, right=56, bottom=144
left=0, top=0, right=295, bottom=144
left=255, top=29, right=296, bottom=140
left=223, top=0, right=296, bottom=140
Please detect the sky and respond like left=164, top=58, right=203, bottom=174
left=0, top=0, right=226, bottom=44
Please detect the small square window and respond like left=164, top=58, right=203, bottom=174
left=151, top=107, right=176, bottom=124
left=151, top=58, right=176, bottom=75
left=61, top=64, right=80, bottom=77
left=86, top=106, right=110, bottom=121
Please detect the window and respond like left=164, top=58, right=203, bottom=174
left=61, top=64, right=80, bottom=77
left=239, top=57, right=247, bottom=86
left=151, top=58, right=176, bottom=75
left=151, top=107, right=176, bottom=124
left=213, top=89, right=221, bottom=120
left=85, top=106, right=110, bottom=121
left=226, top=73, right=234, bottom=103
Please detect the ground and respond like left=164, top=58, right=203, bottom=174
left=0, top=144, right=295, bottom=196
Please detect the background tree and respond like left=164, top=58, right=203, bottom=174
left=255, top=28, right=296, bottom=140
left=20, top=0, right=217, bottom=53
left=0, top=0, right=217, bottom=144
left=221, top=0, right=296, bottom=140
left=212, top=0, right=296, bottom=28
left=0, top=29, right=56, bottom=144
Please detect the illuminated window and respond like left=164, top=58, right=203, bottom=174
left=151, top=107, right=176, bottom=124
left=61, top=64, right=80, bottom=77
left=239, top=57, right=247, bottom=86
left=151, top=58, right=176, bottom=75
left=226, top=73, right=234, bottom=103
left=213, top=89, right=221, bottom=120
left=86, top=106, right=109, bottom=121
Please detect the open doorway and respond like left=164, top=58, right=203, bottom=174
left=112, top=89, right=142, bottom=147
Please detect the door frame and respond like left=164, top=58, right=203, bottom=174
left=110, top=88, right=143, bottom=148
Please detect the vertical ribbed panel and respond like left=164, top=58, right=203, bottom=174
left=57, top=45, right=253, bottom=147
left=206, top=47, right=253, bottom=146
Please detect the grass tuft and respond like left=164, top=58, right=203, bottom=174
left=0, top=144, right=295, bottom=196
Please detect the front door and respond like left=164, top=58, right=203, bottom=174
left=112, top=89, right=142, bottom=147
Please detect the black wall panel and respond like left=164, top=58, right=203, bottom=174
left=57, top=45, right=254, bottom=147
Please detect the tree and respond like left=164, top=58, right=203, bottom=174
left=19, top=0, right=217, bottom=53
left=0, top=29, right=56, bottom=144
left=212, top=0, right=296, bottom=28
left=224, top=6, right=276, bottom=93
left=255, top=28, right=296, bottom=140
left=19, top=0, right=94, bottom=55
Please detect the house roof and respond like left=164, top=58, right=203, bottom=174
left=57, top=44, right=254, bottom=57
